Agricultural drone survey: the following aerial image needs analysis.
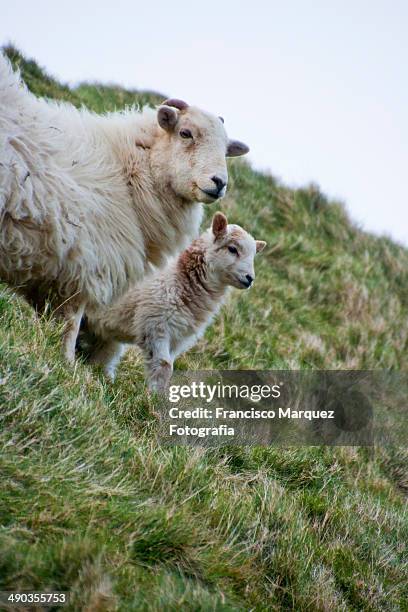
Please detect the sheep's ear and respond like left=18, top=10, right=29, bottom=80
left=226, top=140, right=249, bottom=157
left=158, top=105, right=178, bottom=132
left=256, top=240, right=267, bottom=253
left=212, top=212, right=228, bottom=239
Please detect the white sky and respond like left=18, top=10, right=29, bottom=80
left=2, top=0, right=407, bottom=245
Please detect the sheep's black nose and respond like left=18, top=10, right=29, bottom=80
left=245, top=274, right=254, bottom=286
left=211, top=176, right=227, bottom=194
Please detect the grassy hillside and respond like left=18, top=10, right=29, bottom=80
left=0, top=47, right=407, bottom=611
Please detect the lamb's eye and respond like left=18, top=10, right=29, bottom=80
left=228, top=245, right=239, bottom=256
left=180, top=129, right=193, bottom=139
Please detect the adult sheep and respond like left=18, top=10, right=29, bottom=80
left=0, top=54, right=249, bottom=361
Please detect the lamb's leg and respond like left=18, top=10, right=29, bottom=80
left=59, top=298, right=86, bottom=364
left=145, top=338, right=173, bottom=393
left=89, top=340, right=126, bottom=381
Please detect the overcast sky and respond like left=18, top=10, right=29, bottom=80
left=2, top=0, right=407, bottom=245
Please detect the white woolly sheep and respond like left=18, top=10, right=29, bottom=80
left=88, top=212, right=266, bottom=390
left=0, top=54, right=249, bottom=362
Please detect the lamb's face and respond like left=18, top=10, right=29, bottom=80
left=206, top=213, right=266, bottom=290
left=152, top=99, right=249, bottom=204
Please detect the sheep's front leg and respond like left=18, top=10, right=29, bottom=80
left=145, top=338, right=173, bottom=393
left=89, top=340, right=126, bottom=380
left=59, top=298, right=86, bottom=364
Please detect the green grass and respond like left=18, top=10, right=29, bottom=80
left=0, top=46, right=407, bottom=611
left=3, top=45, right=165, bottom=110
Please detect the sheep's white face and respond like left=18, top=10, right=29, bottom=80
left=151, top=100, right=249, bottom=204
left=206, top=213, right=266, bottom=290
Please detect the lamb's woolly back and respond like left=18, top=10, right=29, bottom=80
left=90, top=233, right=224, bottom=344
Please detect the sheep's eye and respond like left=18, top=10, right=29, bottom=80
left=180, top=129, right=193, bottom=139
left=228, top=245, right=239, bottom=256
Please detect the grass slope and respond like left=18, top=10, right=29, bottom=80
left=0, top=47, right=407, bottom=611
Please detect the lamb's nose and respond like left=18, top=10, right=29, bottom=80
left=211, top=176, right=227, bottom=194
left=245, top=274, right=254, bottom=286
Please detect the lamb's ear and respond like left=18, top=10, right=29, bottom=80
left=158, top=105, right=178, bottom=132
left=227, top=140, right=250, bottom=157
left=256, top=240, right=267, bottom=253
left=212, top=212, right=228, bottom=239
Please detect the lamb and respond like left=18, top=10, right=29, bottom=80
left=0, top=53, right=249, bottom=362
left=88, top=212, right=266, bottom=390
